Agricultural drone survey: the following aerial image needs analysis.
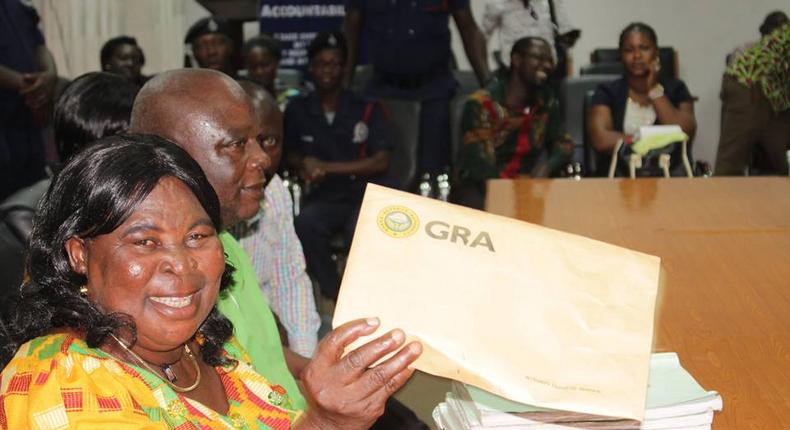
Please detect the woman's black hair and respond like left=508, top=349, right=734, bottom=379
left=0, top=134, right=234, bottom=368
left=100, top=35, right=145, bottom=67
left=759, top=11, right=789, bottom=36
left=54, top=72, right=139, bottom=162
left=242, top=34, right=282, bottom=60
left=618, top=22, right=658, bottom=50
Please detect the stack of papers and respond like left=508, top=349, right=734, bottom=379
left=433, top=353, right=722, bottom=430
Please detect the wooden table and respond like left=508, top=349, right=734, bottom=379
left=485, top=177, right=790, bottom=430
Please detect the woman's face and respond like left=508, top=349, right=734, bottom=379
left=309, top=48, right=344, bottom=93
left=105, top=43, right=144, bottom=83
left=245, top=47, right=279, bottom=87
left=620, top=31, right=657, bottom=77
left=66, top=177, right=225, bottom=353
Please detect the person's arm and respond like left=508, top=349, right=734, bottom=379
left=457, top=96, right=501, bottom=183
left=311, top=150, right=390, bottom=177
left=0, top=65, right=25, bottom=91
left=586, top=104, right=627, bottom=153
left=652, top=99, right=696, bottom=140
left=343, top=6, right=363, bottom=86
left=452, top=6, right=491, bottom=86
left=646, top=65, right=697, bottom=139
left=20, top=45, right=57, bottom=122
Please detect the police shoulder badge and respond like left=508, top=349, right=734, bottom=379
left=352, top=121, right=369, bottom=144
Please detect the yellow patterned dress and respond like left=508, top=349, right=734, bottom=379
left=0, top=333, right=301, bottom=429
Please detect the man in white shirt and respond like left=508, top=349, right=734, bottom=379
left=482, top=0, right=579, bottom=70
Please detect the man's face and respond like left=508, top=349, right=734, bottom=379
left=193, top=33, right=232, bottom=71
left=159, top=79, right=270, bottom=228
left=106, top=43, right=144, bottom=82
left=309, top=48, right=343, bottom=93
left=514, top=41, right=555, bottom=87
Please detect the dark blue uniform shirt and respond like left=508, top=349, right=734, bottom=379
left=347, top=0, right=468, bottom=100
left=0, top=0, right=45, bottom=122
left=284, top=89, right=391, bottom=203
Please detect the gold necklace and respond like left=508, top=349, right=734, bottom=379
left=110, top=334, right=202, bottom=393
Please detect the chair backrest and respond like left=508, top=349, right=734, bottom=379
left=580, top=62, right=624, bottom=76
left=559, top=75, right=620, bottom=174
left=0, top=179, right=48, bottom=302
left=351, top=64, right=374, bottom=94
left=275, top=68, right=302, bottom=91
left=379, top=99, right=421, bottom=190
left=590, top=47, right=677, bottom=80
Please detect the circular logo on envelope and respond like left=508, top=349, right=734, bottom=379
left=377, top=206, right=420, bottom=238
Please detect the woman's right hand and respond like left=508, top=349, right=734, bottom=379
left=296, top=318, right=423, bottom=430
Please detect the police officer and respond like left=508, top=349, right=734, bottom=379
left=286, top=32, right=390, bottom=300
left=184, top=16, right=236, bottom=77
left=344, top=0, right=490, bottom=178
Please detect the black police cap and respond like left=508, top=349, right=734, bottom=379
left=185, top=16, right=231, bottom=44
left=307, top=31, right=347, bottom=61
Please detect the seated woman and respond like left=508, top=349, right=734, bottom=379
left=0, top=134, right=421, bottom=428
left=587, top=22, right=696, bottom=176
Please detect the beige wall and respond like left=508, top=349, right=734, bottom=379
left=32, top=0, right=210, bottom=79
left=453, top=0, right=788, bottom=168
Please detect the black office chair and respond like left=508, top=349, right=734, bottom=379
left=580, top=62, right=624, bottom=76
left=560, top=75, right=620, bottom=175
left=0, top=180, right=49, bottom=302
left=350, top=64, right=374, bottom=94
left=275, top=68, right=302, bottom=92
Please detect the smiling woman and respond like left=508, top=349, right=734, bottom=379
left=0, top=134, right=305, bottom=428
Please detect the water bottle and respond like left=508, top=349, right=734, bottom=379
left=436, top=172, right=451, bottom=202
left=291, top=181, right=302, bottom=217
left=418, top=173, right=433, bottom=198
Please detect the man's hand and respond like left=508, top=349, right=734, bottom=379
left=297, top=318, right=422, bottom=430
left=20, top=71, right=56, bottom=123
left=301, top=156, right=326, bottom=182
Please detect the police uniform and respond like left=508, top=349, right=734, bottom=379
left=346, top=0, right=469, bottom=175
left=285, top=89, right=390, bottom=299
left=0, top=0, right=48, bottom=200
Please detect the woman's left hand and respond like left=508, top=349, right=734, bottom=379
left=297, top=318, right=422, bottom=430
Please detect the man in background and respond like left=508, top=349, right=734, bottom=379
left=482, top=0, right=580, bottom=82
left=231, top=79, right=321, bottom=358
left=715, top=22, right=789, bottom=176
left=185, top=16, right=236, bottom=77
left=456, top=37, right=571, bottom=207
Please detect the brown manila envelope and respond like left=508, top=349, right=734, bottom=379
left=332, top=184, right=661, bottom=421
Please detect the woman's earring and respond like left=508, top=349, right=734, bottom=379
left=79, top=285, right=88, bottom=296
